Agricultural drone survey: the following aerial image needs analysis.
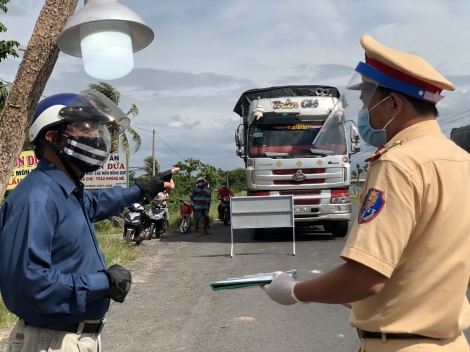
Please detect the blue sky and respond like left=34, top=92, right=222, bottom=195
left=2, top=0, right=470, bottom=172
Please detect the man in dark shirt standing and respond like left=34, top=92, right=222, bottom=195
left=0, top=91, right=174, bottom=352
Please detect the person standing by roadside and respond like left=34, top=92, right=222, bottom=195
left=0, top=91, right=175, bottom=352
left=261, top=35, right=470, bottom=352
left=190, top=177, right=212, bottom=236
left=204, top=180, right=212, bottom=228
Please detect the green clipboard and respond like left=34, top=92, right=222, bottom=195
left=210, top=269, right=296, bottom=291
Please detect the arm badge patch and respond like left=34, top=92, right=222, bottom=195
left=358, top=188, right=385, bottom=224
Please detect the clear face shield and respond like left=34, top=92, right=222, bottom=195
left=58, top=90, right=131, bottom=173
left=312, top=72, right=379, bottom=154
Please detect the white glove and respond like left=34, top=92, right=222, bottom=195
left=262, top=271, right=307, bottom=305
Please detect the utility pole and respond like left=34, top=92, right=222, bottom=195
left=0, top=0, right=79, bottom=200
left=152, top=129, right=156, bottom=176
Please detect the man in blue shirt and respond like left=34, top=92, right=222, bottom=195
left=0, top=91, right=175, bottom=352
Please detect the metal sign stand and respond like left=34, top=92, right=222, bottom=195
left=230, top=195, right=295, bottom=257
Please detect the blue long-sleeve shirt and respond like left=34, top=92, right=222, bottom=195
left=0, top=158, right=142, bottom=326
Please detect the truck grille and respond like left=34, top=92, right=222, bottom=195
left=294, top=199, right=321, bottom=205
left=274, top=179, right=325, bottom=185
left=279, top=190, right=321, bottom=195
left=272, top=168, right=325, bottom=175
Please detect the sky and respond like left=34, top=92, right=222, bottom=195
left=2, top=0, right=470, bottom=173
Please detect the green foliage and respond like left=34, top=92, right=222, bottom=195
left=134, top=156, right=160, bottom=182
left=0, top=0, right=19, bottom=63
left=0, top=0, right=11, bottom=14
left=0, top=297, right=16, bottom=328
left=89, top=82, right=120, bottom=105
left=0, top=81, right=9, bottom=112
left=168, top=158, right=219, bottom=212
left=219, top=167, right=246, bottom=193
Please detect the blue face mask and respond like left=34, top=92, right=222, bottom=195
left=357, top=96, right=395, bottom=148
left=198, top=182, right=204, bottom=187
left=222, top=185, right=227, bottom=189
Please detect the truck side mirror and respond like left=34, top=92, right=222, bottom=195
left=236, top=146, right=245, bottom=158
left=235, top=124, right=245, bottom=147
left=350, top=124, right=360, bottom=154
left=350, top=124, right=360, bottom=144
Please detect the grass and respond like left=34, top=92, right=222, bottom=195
left=0, top=220, right=139, bottom=329
left=0, top=300, right=16, bottom=329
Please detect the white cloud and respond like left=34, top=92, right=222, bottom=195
left=2, top=0, right=470, bottom=173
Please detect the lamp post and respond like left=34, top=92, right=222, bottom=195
left=57, top=0, right=154, bottom=80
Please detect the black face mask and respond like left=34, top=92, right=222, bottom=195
left=63, top=135, right=109, bottom=173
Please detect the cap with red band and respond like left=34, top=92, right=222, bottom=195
left=355, top=35, right=455, bottom=105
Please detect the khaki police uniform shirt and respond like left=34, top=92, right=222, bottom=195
left=341, top=120, right=470, bottom=338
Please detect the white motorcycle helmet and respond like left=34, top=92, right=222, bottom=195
left=30, top=90, right=130, bottom=179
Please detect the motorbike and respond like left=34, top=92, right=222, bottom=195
left=123, top=203, right=148, bottom=245
left=145, top=201, right=167, bottom=240
left=178, top=199, right=194, bottom=234
left=221, top=196, right=231, bottom=226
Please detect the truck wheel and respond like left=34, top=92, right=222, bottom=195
left=251, top=228, right=264, bottom=240
left=330, top=221, right=349, bottom=238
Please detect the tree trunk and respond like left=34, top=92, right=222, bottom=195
left=0, top=0, right=79, bottom=200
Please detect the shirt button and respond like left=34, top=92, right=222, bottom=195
left=74, top=189, right=78, bottom=193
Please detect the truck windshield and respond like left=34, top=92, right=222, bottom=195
left=248, top=124, right=316, bottom=157
left=248, top=123, right=347, bottom=157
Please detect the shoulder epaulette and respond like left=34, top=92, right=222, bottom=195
left=365, top=140, right=403, bottom=162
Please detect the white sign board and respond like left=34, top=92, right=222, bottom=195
left=230, top=195, right=295, bottom=257
left=82, top=153, right=128, bottom=189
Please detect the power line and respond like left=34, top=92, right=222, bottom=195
left=437, top=109, right=470, bottom=124
left=132, top=125, right=185, bottom=161
left=0, top=78, right=48, bottom=99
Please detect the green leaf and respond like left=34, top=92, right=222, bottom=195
left=0, top=40, right=20, bottom=61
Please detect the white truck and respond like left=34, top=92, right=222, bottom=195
left=233, top=85, right=360, bottom=239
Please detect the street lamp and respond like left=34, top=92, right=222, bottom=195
left=57, top=0, right=154, bottom=80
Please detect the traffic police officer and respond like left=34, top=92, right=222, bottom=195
left=262, top=35, right=470, bottom=351
left=0, top=90, right=174, bottom=352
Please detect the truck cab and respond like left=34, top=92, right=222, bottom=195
left=234, top=85, right=360, bottom=239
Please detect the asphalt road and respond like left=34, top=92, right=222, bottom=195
left=2, top=203, right=470, bottom=351
left=101, top=206, right=362, bottom=352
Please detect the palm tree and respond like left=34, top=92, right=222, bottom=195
left=88, top=82, right=141, bottom=154
left=135, top=156, right=160, bottom=182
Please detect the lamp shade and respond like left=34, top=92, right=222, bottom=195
left=57, top=0, right=154, bottom=58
